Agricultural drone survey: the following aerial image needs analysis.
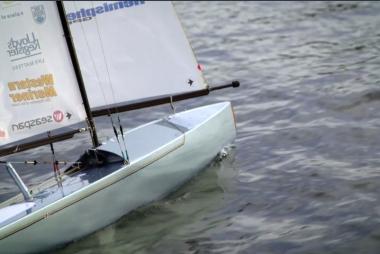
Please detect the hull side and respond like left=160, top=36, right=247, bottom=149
left=0, top=102, right=236, bottom=254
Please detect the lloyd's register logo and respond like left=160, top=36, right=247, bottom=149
left=7, top=32, right=41, bottom=62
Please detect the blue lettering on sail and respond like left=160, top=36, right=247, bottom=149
left=66, top=1, right=145, bottom=24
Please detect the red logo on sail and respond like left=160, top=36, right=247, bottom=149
left=0, top=129, right=7, bottom=139
left=53, top=110, right=64, bottom=122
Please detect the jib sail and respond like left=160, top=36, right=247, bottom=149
left=64, top=1, right=207, bottom=112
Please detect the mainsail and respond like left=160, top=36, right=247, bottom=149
left=64, top=1, right=207, bottom=112
left=0, top=2, right=87, bottom=148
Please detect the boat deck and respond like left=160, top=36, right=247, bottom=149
left=0, top=119, right=185, bottom=229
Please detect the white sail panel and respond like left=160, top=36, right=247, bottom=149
left=0, top=1, right=87, bottom=147
left=64, top=1, right=207, bottom=109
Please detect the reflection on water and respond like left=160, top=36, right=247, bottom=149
left=2, top=1, right=380, bottom=253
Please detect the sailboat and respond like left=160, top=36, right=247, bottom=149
left=0, top=1, right=239, bottom=253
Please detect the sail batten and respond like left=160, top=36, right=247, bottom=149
left=64, top=1, right=207, bottom=110
left=0, top=1, right=88, bottom=148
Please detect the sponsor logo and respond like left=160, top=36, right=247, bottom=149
left=11, top=58, right=44, bottom=71
left=1, top=1, right=18, bottom=8
left=0, top=129, right=7, bottom=139
left=7, top=73, right=57, bottom=105
left=53, top=110, right=64, bottom=122
left=66, top=1, right=145, bottom=25
left=0, top=1, right=23, bottom=21
left=11, top=110, right=72, bottom=133
left=7, top=33, right=42, bottom=62
left=5, top=33, right=44, bottom=71
left=11, top=115, right=53, bottom=132
left=31, top=4, right=46, bottom=24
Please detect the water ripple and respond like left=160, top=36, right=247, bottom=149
left=2, top=1, right=380, bottom=253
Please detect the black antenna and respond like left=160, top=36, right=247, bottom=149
left=56, top=1, right=100, bottom=147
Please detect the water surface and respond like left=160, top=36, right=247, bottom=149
left=2, top=1, right=380, bottom=253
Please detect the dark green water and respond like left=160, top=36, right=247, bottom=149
left=2, top=1, right=380, bottom=253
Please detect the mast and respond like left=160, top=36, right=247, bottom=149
left=56, top=1, right=100, bottom=148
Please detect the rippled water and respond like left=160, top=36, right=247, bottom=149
left=2, top=1, right=380, bottom=253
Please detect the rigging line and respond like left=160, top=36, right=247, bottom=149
left=48, top=132, right=62, bottom=182
left=90, top=2, right=120, bottom=111
left=107, top=113, right=126, bottom=160
left=118, top=116, right=129, bottom=162
left=73, top=2, right=126, bottom=160
left=112, top=124, right=126, bottom=160
left=73, top=2, right=112, bottom=114
left=0, top=160, right=82, bottom=165
left=90, top=1, right=129, bottom=161
left=170, top=96, right=176, bottom=114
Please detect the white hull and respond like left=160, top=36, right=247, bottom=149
left=0, top=102, right=236, bottom=254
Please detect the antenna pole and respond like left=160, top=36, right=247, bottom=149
left=56, top=1, right=100, bottom=148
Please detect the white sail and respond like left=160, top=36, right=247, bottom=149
left=0, top=1, right=87, bottom=147
left=64, top=1, right=207, bottom=109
